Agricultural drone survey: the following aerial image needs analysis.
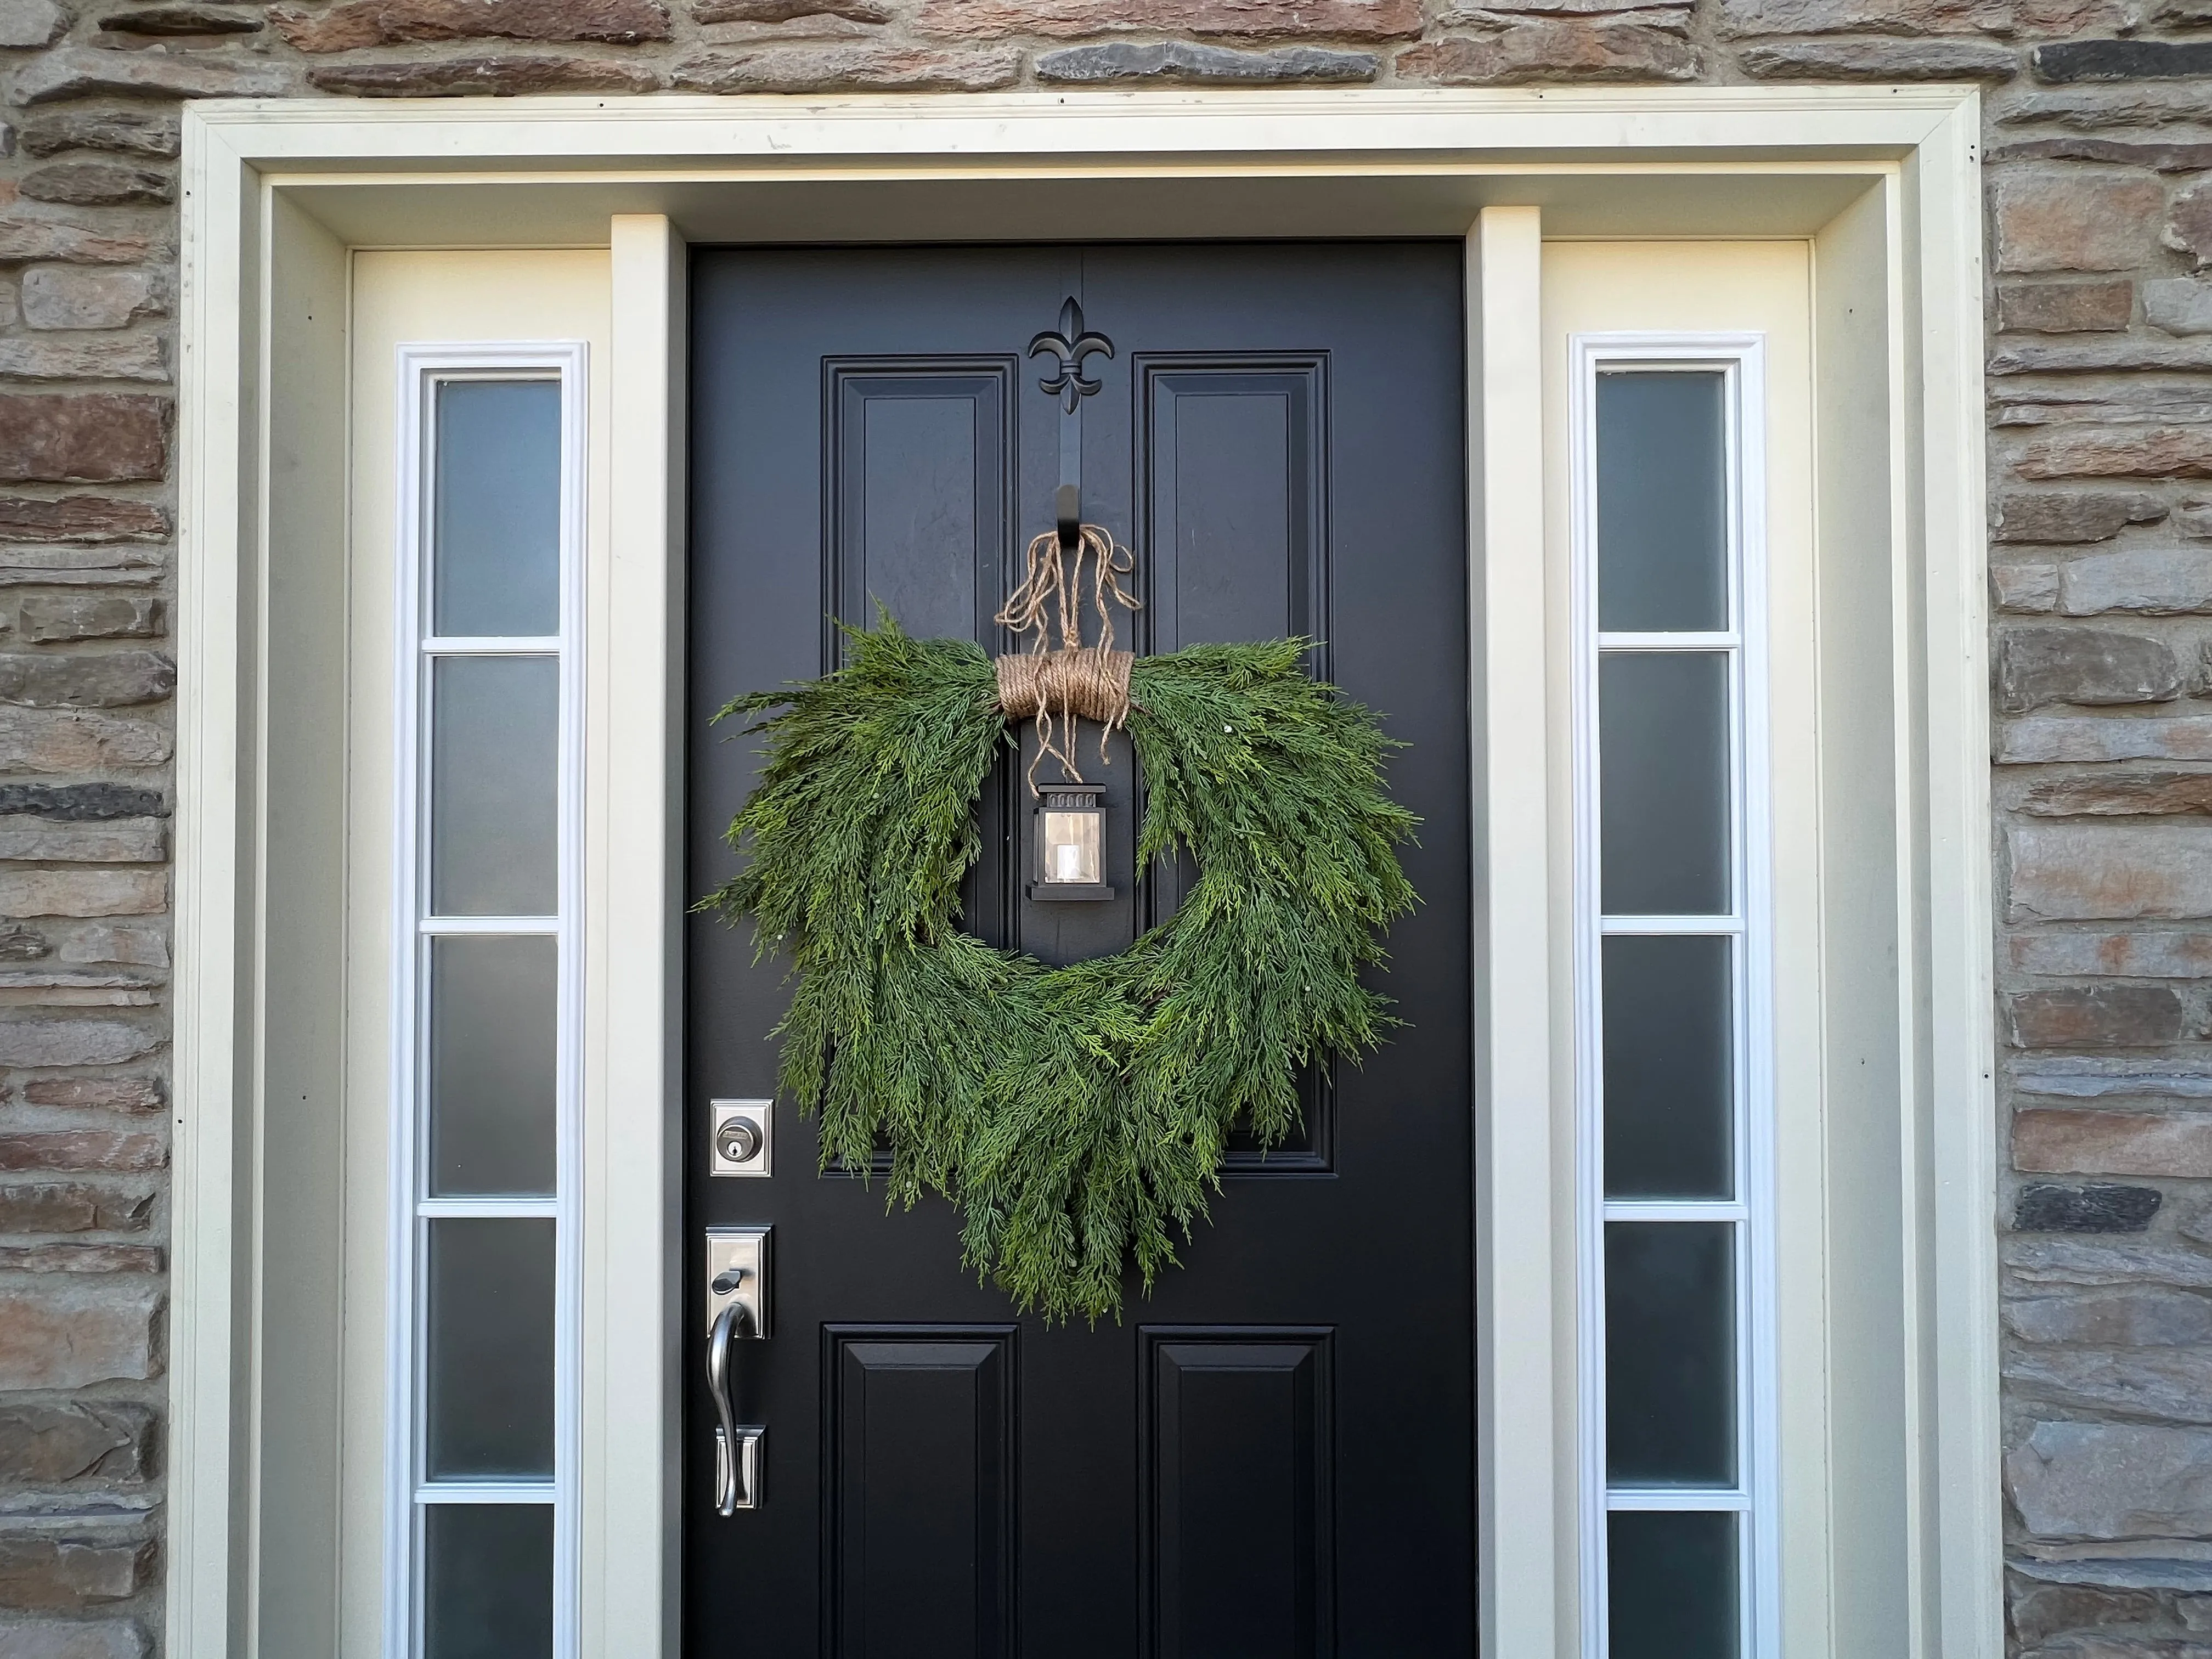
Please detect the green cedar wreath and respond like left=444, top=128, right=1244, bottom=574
left=701, top=608, right=1417, bottom=1323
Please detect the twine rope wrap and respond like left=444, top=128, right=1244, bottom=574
left=994, top=524, right=1141, bottom=789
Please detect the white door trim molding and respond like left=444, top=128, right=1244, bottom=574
left=173, top=87, right=1991, bottom=1659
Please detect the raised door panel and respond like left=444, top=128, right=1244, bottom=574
left=1140, top=1329, right=1335, bottom=1659
left=1137, top=357, right=1334, bottom=1170
left=825, top=361, right=1019, bottom=948
left=826, top=1328, right=1017, bottom=1658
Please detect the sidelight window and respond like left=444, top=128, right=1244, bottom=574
left=390, top=349, right=585, bottom=1659
left=1572, top=341, right=1776, bottom=1658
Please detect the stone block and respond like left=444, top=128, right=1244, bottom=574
left=0, top=1133, right=165, bottom=1174
left=2171, top=181, right=2212, bottom=270
left=0, top=820, right=165, bottom=863
left=2013, top=932, right=2212, bottom=977
left=9, top=45, right=294, bottom=103
left=17, top=111, right=177, bottom=162
left=0, top=870, right=165, bottom=917
left=2010, top=825, right=2212, bottom=920
left=0, top=220, right=155, bottom=270
left=1036, top=41, right=1378, bottom=81
left=0, top=786, right=165, bottom=822
left=0, top=0, right=68, bottom=45
left=0, top=1182, right=153, bottom=1233
left=2008, top=1285, right=2212, bottom=1344
left=2013, top=1182, right=2165, bottom=1231
left=16, top=597, right=162, bottom=645
left=273, top=0, right=669, bottom=48
left=2001, top=716, right=2212, bottom=763
left=0, top=336, right=166, bottom=386
left=0, top=500, right=167, bottom=546
left=0, top=1621, right=148, bottom=1659
left=0, top=1244, right=163, bottom=1272
left=693, top=0, right=887, bottom=16
left=2011, top=1580, right=2168, bottom=1649
left=21, top=270, right=168, bottom=334
left=2149, top=279, right=2212, bottom=337
left=2036, top=37, right=2212, bottom=81
left=1999, top=280, right=2134, bottom=334
left=2008, top=1235, right=2212, bottom=1289
left=2017, top=1107, right=2212, bottom=1173
left=1717, top=0, right=2001, bottom=34
left=1993, top=338, right=2212, bottom=375
left=0, top=397, right=166, bottom=487
left=2018, top=1057, right=2212, bottom=1098
left=1997, top=627, right=2181, bottom=711
left=0, top=1532, right=153, bottom=1610
left=19, top=164, right=171, bottom=211
left=0, top=1019, right=160, bottom=1066
left=20, top=1076, right=162, bottom=1111
left=0, top=711, right=168, bottom=775
left=1995, top=489, right=2168, bottom=543
left=57, top=925, right=165, bottom=970
left=1396, top=23, right=1699, bottom=81
left=1993, top=134, right=2212, bottom=170
left=1994, top=172, right=2168, bottom=273
left=2008, top=1420, right=2212, bottom=1538
left=670, top=42, right=1017, bottom=89
left=0, top=1402, right=153, bottom=1485
left=915, top=0, right=1421, bottom=35
left=0, top=1285, right=160, bottom=1389
left=2006, top=987, right=2189, bottom=1047
left=2061, top=549, right=2212, bottom=614
left=2007, top=1343, right=2212, bottom=1422
left=1994, top=561, right=2059, bottom=612
left=307, top=54, right=662, bottom=95
left=0, top=653, right=172, bottom=710
left=2022, top=772, right=2212, bottom=816
left=98, top=3, right=264, bottom=32
left=1739, top=35, right=2013, bottom=76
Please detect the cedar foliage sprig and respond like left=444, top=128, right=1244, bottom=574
left=701, top=617, right=1417, bottom=1322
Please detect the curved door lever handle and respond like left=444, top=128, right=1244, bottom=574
left=706, top=1298, right=763, bottom=1515
left=704, top=1226, right=771, bottom=1515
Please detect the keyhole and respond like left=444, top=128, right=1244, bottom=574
left=718, top=1116, right=762, bottom=1164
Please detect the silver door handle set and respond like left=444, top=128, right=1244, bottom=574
left=704, top=1224, right=770, bottom=1515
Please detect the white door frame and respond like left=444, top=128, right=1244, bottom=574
left=172, top=87, right=1993, bottom=1659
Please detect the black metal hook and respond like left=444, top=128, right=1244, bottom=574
left=1029, top=296, right=1113, bottom=551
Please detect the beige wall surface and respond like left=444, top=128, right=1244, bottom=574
left=0, top=5, right=2196, bottom=1657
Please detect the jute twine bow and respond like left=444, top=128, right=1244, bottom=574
left=994, top=524, right=1140, bottom=792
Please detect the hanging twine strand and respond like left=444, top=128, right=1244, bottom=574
left=994, top=524, right=1139, bottom=792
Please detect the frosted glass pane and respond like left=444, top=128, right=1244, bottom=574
left=433, top=380, right=561, bottom=638
left=424, top=1503, right=553, bottom=1659
left=1604, top=934, right=1733, bottom=1200
left=1606, top=1221, right=1735, bottom=1487
left=431, top=656, right=557, bottom=917
left=1607, top=1511, right=1739, bottom=1659
left=1596, top=371, right=1728, bottom=634
left=1600, top=652, right=1730, bottom=917
left=426, top=1217, right=555, bottom=1479
left=429, top=936, right=556, bottom=1198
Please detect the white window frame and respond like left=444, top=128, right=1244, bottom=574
left=1567, top=335, right=1779, bottom=1658
left=388, top=342, right=590, bottom=1659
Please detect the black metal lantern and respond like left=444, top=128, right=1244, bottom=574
left=1029, top=782, right=1113, bottom=901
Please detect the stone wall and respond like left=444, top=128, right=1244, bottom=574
left=0, top=0, right=2200, bottom=1647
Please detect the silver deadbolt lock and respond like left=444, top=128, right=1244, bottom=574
left=710, top=1099, right=771, bottom=1177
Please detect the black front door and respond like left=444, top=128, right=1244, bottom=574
left=686, top=244, right=1472, bottom=1656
